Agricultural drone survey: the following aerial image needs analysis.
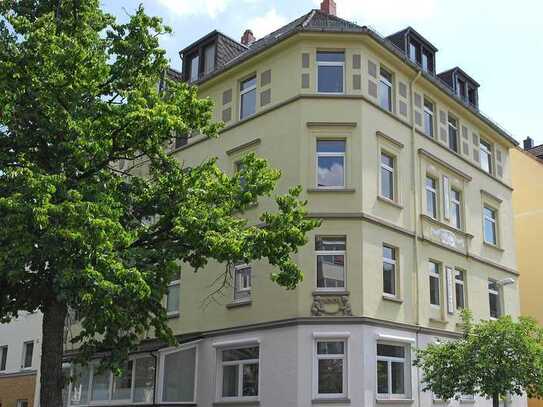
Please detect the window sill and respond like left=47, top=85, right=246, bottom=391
left=307, top=188, right=356, bottom=193
left=483, top=241, right=504, bottom=252
left=166, top=312, right=180, bottom=319
left=214, top=399, right=260, bottom=405
left=313, top=290, right=350, bottom=297
left=382, top=294, right=403, bottom=304
left=312, top=397, right=351, bottom=404
left=377, top=195, right=404, bottom=209
left=226, top=300, right=252, bottom=309
left=376, top=398, right=414, bottom=404
left=420, top=214, right=474, bottom=239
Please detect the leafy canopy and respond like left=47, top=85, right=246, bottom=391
left=0, top=0, right=319, bottom=369
left=415, top=311, right=543, bottom=402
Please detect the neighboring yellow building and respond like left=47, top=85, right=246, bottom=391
left=511, top=143, right=543, bottom=407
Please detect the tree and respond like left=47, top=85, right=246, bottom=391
left=415, top=311, right=543, bottom=407
left=0, top=1, right=319, bottom=405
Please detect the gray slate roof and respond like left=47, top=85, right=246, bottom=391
left=526, top=144, right=543, bottom=159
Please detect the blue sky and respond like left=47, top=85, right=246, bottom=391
left=102, top=0, right=543, bottom=146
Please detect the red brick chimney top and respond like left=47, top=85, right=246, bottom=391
left=241, top=29, right=256, bottom=46
left=320, top=0, right=337, bottom=16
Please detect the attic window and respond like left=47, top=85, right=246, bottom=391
left=204, top=44, right=215, bottom=74
left=407, top=38, right=434, bottom=73
left=189, top=54, right=199, bottom=82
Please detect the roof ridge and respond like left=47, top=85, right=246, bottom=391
left=302, top=9, right=317, bottom=28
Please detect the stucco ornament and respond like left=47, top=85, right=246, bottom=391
left=430, top=227, right=465, bottom=250
left=311, top=295, right=353, bottom=316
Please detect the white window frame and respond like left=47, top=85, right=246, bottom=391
left=316, top=51, right=345, bottom=95
left=313, top=337, right=348, bottom=400
left=480, top=138, right=493, bottom=174
left=423, top=98, right=434, bottom=138
left=158, top=344, right=199, bottom=405
left=316, top=139, right=346, bottom=189
left=233, top=263, right=252, bottom=303
left=425, top=176, right=438, bottom=219
left=239, top=75, right=257, bottom=120
left=483, top=205, right=498, bottom=246
left=21, top=340, right=34, bottom=370
left=382, top=245, right=397, bottom=297
left=315, top=236, right=346, bottom=291
left=379, top=67, right=393, bottom=112
left=166, top=274, right=181, bottom=317
left=455, top=269, right=465, bottom=310
left=376, top=342, right=410, bottom=400
left=451, top=189, right=462, bottom=230
left=216, top=344, right=260, bottom=402
left=429, top=261, right=441, bottom=307
left=488, top=280, right=501, bottom=319
left=448, top=115, right=458, bottom=152
left=380, top=151, right=396, bottom=201
left=0, top=345, right=7, bottom=371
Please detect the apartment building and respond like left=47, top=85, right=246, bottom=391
left=511, top=141, right=543, bottom=407
left=63, top=1, right=523, bottom=406
left=0, top=313, right=42, bottom=407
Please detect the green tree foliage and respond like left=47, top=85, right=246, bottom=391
left=0, top=1, right=319, bottom=405
left=415, top=311, right=543, bottom=407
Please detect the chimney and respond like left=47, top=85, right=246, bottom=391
left=524, top=137, right=534, bottom=150
left=241, top=29, right=256, bottom=46
left=320, top=0, right=337, bottom=15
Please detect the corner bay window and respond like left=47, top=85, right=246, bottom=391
left=483, top=206, right=498, bottom=245
left=220, top=346, right=259, bottom=399
left=315, top=340, right=347, bottom=398
left=317, top=140, right=345, bottom=188
left=380, top=152, right=395, bottom=200
left=240, top=76, right=257, bottom=119
left=234, top=264, right=252, bottom=302
left=379, top=67, right=393, bottom=112
left=480, top=139, right=493, bottom=174
left=429, top=261, right=440, bottom=306
left=316, top=236, right=346, bottom=290
left=425, top=176, right=438, bottom=219
left=423, top=99, right=434, bottom=138
left=377, top=343, right=409, bottom=398
left=448, top=115, right=458, bottom=153
left=317, top=51, right=344, bottom=93
left=488, top=280, right=501, bottom=318
left=383, top=245, right=397, bottom=296
left=455, top=269, right=465, bottom=310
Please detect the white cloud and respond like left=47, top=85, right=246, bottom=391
left=156, top=0, right=229, bottom=18
left=245, top=9, right=288, bottom=39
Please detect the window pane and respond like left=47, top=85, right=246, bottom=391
left=317, top=51, right=345, bottom=62
left=24, top=342, right=33, bottom=368
left=456, top=282, right=465, bottom=309
left=90, top=369, right=110, bottom=401
left=315, top=236, right=346, bottom=251
left=317, top=254, right=345, bottom=288
left=391, top=362, right=405, bottom=394
left=71, top=365, right=90, bottom=404
left=381, top=153, right=394, bottom=168
left=190, top=55, right=199, bottom=81
left=424, top=111, right=433, bottom=137
left=222, top=365, right=238, bottom=397
left=204, top=44, right=215, bottom=74
left=377, top=360, right=389, bottom=394
left=0, top=346, right=6, bottom=371
left=242, top=363, right=259, bottom=396
left=240, top=77, right=257, bottom=91
left=381, top=167, right=394, bottom=199
left=430, top=275, right=440, bottom=305
left=489, top=292, right=500, bottom=318
left=112, top=361, right=133, bottom=400
left=318, top=359, right=343, bottom=394
left=134, top=357, right=155, bottom=403
left=317, top=140, right=346, bottom=153
left=426, top=190, right=436, bottom=218
left=317, top=156, right=344, bottom=187
left=223, top=347, right=259, bottom=362
left=379, top=81, right=392, bottom=111
left=162, top=348, right=196, bottom=402
left=383, top=246, right=395, bottom=260
left=240, top=89, right=256, bottom=119
left=484, top=219, right=497, bottom=244
left=318, top=65, right=343, bottom=93
left=377, top=344, right=405, bottom=358
left=448, top=124, right=458, bottom=152
left=484, top=207, right=495, bottom=220
left=166, top=283, right=180, bottom=314
left=317, top=341, right=344, bottom=355
left=383, top=262, right=396, bottom=295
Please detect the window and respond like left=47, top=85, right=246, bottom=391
left=240, top=76, right=257, bottom=119
left=189, top=54, right=199, bottom=82
left=429, top=261, right=440, bottom=306
left=16, top=401, right=28, bottom=407
left=451, top=189, right=462, bottom=229
left=468, top=87, right=477, bottom=107
left=480, top=139, right=493, bottom=174
left=316, top=236, right=346, bottom=290
left=316, top=140, right=345, bottom=188
left=204, top=43, right=215, bottom=74
left=483, top=206, right=498, bottom=245
left=70, top=364, right=90, bottom=405
left=455, top=269, right=465, bottom=310
left=422, top=50, right=433, bottom=72
left=134, top=356, right=156, bottom=403
left=317, top=51, right=344, bottom=93
left=379, top=67, right=393, bottom=112
left=423, top=99, right=434, bottom=138
left=425, top=176, right=438, bottom=219
left=22, top=341, right=33, bottom=369
left=383, top=245, right=397, bottom=296
left=457, top=78, right=467, bottom=101
left=166, top=271, right=180, bottom=316
left=220, top=346, right=259, bottom=399
left=162, top=347, right=197, bottom=402
left=91, top=367, right=109, bottom=401
left=234, top=264, right=252, bottom=303
left=408, top=41, right=418, bottom=63
left=112, top=361, right=133, bottom=401
left=488, top=280, right=501, bottom=318
left=315, top=340, right=347, bottom=398
left=377, top=343, right=409, bottom=399
left=0, top=346, right=7, bottom=371
left=448, top=115, right=458, bottom=152
left=380, top=152, right=395, bottom=200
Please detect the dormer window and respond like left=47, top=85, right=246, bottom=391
left=189, top=54, right=199, bottom=82
left=400, top=32, right=436, bottom=73
left=204, top=44, right=215, bottom=74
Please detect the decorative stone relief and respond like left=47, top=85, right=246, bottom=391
left=311, top=295, right=352, bottom=316
left=430, top=227, right=465, bottom=250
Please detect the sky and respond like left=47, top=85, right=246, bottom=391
left=101, top=0, right=543, bottom=146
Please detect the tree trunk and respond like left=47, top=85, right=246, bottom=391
left=39, top=300, right=67, bottom=407
left=493, top=393, right=500, bottom=407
